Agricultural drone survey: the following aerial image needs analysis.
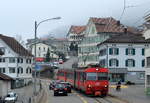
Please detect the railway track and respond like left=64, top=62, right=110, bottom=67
left=95, top=97, right=113, bottom=103
left=94, top=95, right=129, bottom=103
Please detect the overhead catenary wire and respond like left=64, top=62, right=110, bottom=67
left=119, top=0, right=126, bottom=21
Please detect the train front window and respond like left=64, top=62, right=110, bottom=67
left=97, top=73, right=108, bottom=80
left=86, top=73, right=97, bottom=80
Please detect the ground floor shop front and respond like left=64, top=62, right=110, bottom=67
left=109, top=68, right=145, bottom=84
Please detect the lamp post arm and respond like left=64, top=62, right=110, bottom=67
left=36, top=17, right=61, bottom=29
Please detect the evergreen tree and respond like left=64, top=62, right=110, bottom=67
left=69, top=42, right=74, bottom=51
left=45, top=48, right=51, bottom=62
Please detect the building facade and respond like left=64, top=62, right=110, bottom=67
left=0, top=73, right=12, bottom=97
left=98, top=33, right=149, bottom=83
left=67, top=26, right=86, bottom=44
left=30, top=42, right=58, bottom=62
left=78, top=17, right=125, bottom=67
left=143, top=14, right=150, bottom=94
left=0, top=34, right=33, bottom=88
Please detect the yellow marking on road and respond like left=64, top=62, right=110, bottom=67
left=76, top=94, right=88, bottom=103
left=110, top=85, right=128, bottom=88
left=72, top=90, right=88, bottom=103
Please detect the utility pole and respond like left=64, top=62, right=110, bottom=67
left=34, top=21, right=37, bottom=95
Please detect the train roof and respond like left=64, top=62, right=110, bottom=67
left=76, top=67, right=108, bottom=72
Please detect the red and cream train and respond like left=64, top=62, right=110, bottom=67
left=57, top=66, right=109, bottom=96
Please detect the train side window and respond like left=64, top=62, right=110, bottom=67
left=83, top=73, right=86, bottom=81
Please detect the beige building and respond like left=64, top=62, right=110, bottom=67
left=67, top=25, right=86, bottom=44
left=0, top=73, right=13, bottom=97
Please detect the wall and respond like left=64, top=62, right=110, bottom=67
left=0, top=80, right=11, bottom=97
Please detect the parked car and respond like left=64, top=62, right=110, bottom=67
left=60, top=82, right=72, bottom=93
left=59, top=59, right=63, bottom=64
left=52, top=62, right=59, bottom=69
left=49, top=80, right=56, bottom=90
left=53, top=83, right=68, bottom=96
left=4, top=92, right=18, bottom=103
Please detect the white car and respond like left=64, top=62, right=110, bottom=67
left=5, top=92, right=18, bottom=103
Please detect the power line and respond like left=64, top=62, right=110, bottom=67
left=119, top=0, right=126, bottom=20
left=133, top=9, right=150, bottom=25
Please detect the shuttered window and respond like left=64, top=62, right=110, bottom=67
left=142, top=59, right=145, bottom=67
left=125, top=59, right=135, bottom=67
left=109, top=48, right=119, bottom=55
left=126, top=48, right=135, bottom=55
left=109, top=59, right=119, bottom=67
left=142, top=48, right=145, bottom=56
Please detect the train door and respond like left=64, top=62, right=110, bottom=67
left=79, top=72, right=84, bottom=90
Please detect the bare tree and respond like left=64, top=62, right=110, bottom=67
left=15, top=34, right=25, bottom=47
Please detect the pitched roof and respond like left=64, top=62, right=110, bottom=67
left=0, top=34, right=33, bottom=57
left=90, top=17, right=138, bottom=34
left=0, top=73, right=13, bottom=80
left=69, top=26, right=86, bottom=35
left=97, top=33, right=150, bottom=45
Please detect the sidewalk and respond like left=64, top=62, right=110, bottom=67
left=13, top=83, right=40, bottom=103
left=109, top=85, right=150, bottom=103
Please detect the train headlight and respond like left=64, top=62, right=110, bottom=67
left=104, top=85, right=108, bottom=88
left=88, top=84, right=91, bottom=88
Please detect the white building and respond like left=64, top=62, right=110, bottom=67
left=78, top=17, right=125, bottom=67
left=30, top=42, right=59, bottom=62
left=0, top=34, right=33, bottom=88
left=97, top=33, right=149, bottom=83
left=143, top=14, right=150, bottom=94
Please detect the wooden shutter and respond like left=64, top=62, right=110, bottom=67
left=125, top=60, right=128, bottom=66
left=109, top=48, right=112, bottom=55
left=133, top=49, right=135, bottom=55
left=126, top=48, right=128, bottom=55
left=109, top=60, right=112, bottom=66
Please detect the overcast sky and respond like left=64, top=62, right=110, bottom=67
left=0, top=0, right=150, bottom=41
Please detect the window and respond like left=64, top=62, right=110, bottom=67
left=9, top=58, right=15, bottom=63
left=99, top=49, right=107, bottom=56
left=0, top=58, right=5, bottom=62
left=126, top=48, right=135, bottom=55
left=0, top=47, right=5, bottom=55
left=146, top=57, right=150, bottom=67
left=0, top=68, right=5, bottom=73
left=125, top=59, right=135, bottom=67
left=109, top=48, right=119, bottom=55
left=109, top=59, right=119, bottom=67
left=87, top=73, right=97, bottom=80
left=17, top=67, right=23, bottom=74
left=97, top=73, right=108, bottom=80
left=139, top=73, right=145, bottom=79
left=99, top=59, right=106, bottom=67
left=39, top=47, right=41, bottom=50
left=43, top=47, right=45, bottom=51
left=142, top=48, right=145, bottom=56
left=147, top=75, right=150, bottom=85
left=26, top=67, right=32, bottom=74
left=142, top=59, right=145, bottom=67
left=17, top=58, right=23, bottom=63
left=9, top=67, right=15, bottom=73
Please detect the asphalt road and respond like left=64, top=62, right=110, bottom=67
left=42, top=79, right=128, bottom=103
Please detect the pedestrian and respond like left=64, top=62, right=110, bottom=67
left=116, top=80, right=121, bottom=91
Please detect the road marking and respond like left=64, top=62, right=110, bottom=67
left=72, top=90, right=88, bottom=103
left=110, top=85, right=128, bottom=88
left=76, top=94, right=88, bottom=103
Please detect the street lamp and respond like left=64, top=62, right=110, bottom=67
left=34, top=17, right=61, bottom=95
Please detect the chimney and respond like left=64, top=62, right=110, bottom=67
left=117, top=21, right=120, bottom=26
left=124, top=27, right=127, bottom=34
